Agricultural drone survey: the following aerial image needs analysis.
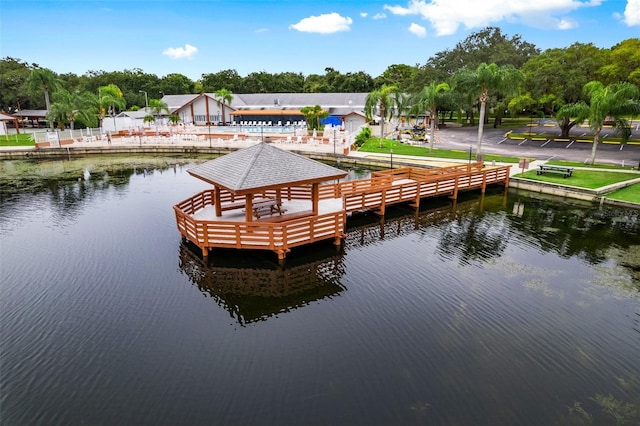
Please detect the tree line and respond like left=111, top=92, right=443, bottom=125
left=2, top=27, right=637, bottom=112
left=1, top=26, right=638, bottom=164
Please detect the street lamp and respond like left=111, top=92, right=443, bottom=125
left=139, top=90, right=148, bottom=111
left=333, top=127, right=337, bottom=157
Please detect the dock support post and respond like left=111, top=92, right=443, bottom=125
left=451, top=176, right=459, bottom=200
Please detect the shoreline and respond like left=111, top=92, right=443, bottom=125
left=2, top=139, right=639, bottom=210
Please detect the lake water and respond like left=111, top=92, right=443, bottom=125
left=1, top=156, right=639, bottom=425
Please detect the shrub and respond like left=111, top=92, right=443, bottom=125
left=354, top=127, right=371, bottom=147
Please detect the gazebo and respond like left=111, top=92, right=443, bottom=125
left=174, top=143, right=348, bottom=260
left=0, top=112, right=21, bottom=135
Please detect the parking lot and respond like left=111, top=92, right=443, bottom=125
left=435, top=121, right=640, bottom=167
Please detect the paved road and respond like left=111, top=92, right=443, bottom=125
left=434, top=123, right=640, bottom=168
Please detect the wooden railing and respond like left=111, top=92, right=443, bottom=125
left=341, top=164, right=510, bottom=213
left=175, top=204, right=344, bottom=259
left=174, top=164, right=509, bottom=259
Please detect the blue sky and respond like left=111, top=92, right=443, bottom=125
left=1, top=0, right=638, bottom=80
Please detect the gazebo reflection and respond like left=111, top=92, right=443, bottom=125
left=178, top=242, right=347, bottom=325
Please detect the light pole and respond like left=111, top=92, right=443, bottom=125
left=139, top=90, right=148, bottom=111
left=333, top=127, right=337, bottom=157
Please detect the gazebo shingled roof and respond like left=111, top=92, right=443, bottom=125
left=187, top=142, right=347, bottom=194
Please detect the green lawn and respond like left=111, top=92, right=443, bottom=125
left=0, top=134, right=35, bottom=146
left=546, top=159, right=637, bottom=170
left=359, top=138, right=521, bottom=163
left=605, top=183, right=640, bottom=203
left=517, top=169, right=640, bottom=189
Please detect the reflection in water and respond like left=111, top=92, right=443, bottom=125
left=507, top=191, right=640, bottom=294
left=2, top=157, right=640, bottom=425
left=346, top=192, right=510, bottom=265
left=0, top=157, right=199, bottom=233
left=178, top=243, right=347, bottom=325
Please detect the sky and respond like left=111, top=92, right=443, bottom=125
left=1, top=0, right=638, bottom=80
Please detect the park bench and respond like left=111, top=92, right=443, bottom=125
left=244, top=198, right=287, bottom=219
left=537, top=165, right=573, bottom=178
left=220, top=200, right=246, bottom=211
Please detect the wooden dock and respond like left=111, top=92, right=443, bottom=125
left=174, top=162, right=511, bottom=260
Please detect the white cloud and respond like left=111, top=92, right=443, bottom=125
left=624, top=0, right=640, bottom=25
left=409, top=22, right=427, bottom=37
left=361, top=12, right=368, bottom=18
left=556, top=17, right=578, bottom=29
left=162, top=44, right=198, bottom=60
left=383, top=0, right=602, bottom=35
left=373, top=12, right=387, bottom=19
left=289, top=13, right=353, bottom=34
left=255, top=28, right=269, bottom=33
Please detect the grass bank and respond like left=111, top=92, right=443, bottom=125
left=0, top=134, right=35, bottom=146
left=359, top=138, right=521, bottom=163
left=605, top=183, right=640, bottom=203
left=517, top=169, right=639, bottom=189
left=546, top=159, right=638, bottom=171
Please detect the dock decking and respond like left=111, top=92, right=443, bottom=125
left=174, top=163, right=511, bottom=260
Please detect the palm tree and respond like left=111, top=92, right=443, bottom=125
left=453, top=63, right=523, bottom=157
left=25, top=67, right=61, bottom=128
left=148, top=99, right=169, bottom=120
left=214, top=88, right=233, bottom=125
left=582, top=81, right=640, bottom=165
left=365, top=84, right=400, bottom=141
left=48, top=89, right=96, bottom=130
left=96, top=84, right=126, bottom=129
left=300, top=105, right=328, bottom=131
left=412, top=82, right=450, bottom=151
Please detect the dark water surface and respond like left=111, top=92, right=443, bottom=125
left=1, top=157, right=639, bottom=425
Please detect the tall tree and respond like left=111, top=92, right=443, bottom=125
left=582, top=81, right=640, bottom=165
left=365, top=84, right=400, bottom=140
left=0, top=57, right=31, bottom=112
left=200, top=69, right=242, bottom=93
left=96, top=84, right=126, bottom=129
left=300, top=105, right=328, bottom=131
left=272, top=72, right=305, bottom=92
left=338, top=71, right=375, bottom=93
left=375, top=64, right=418, bottom=92
left=598, top=38, right=640, bottom=86
left=412, top=82, right=450, bottom=151
left=453, top=63, right=524, bottom=157
left=521, top=43, right=604, bottom=105
left=214, top=88, right=233, bottom=124
left=160, top=73, right=196, bottom=94
left=554, top=102, right=589, bottom=139
left=423, top=26, right=538, bottom=80
left=148, top=98, right=169, bottom=118
left=48, top=89, right=96, bottom=130
left=25, top=67, right=61, bottom=127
